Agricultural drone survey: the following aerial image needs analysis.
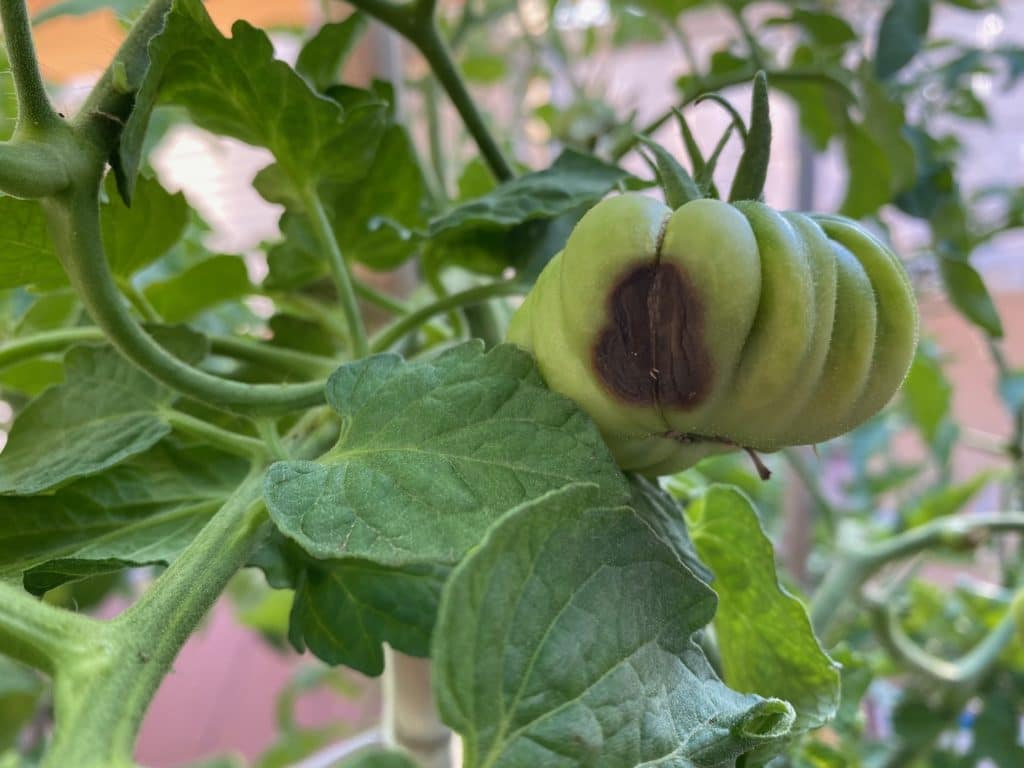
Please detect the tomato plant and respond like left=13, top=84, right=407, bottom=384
left=1, top=0, right=1023, bottom=767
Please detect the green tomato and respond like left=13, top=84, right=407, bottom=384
left=507, top=192, right=919, bottom=476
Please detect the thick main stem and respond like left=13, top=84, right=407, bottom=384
left=42, top=473, right=267, bottom=768
left=0, top=0, right=60, bottom=131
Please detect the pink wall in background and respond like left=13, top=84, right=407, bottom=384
left=134, top=597, right=377, bottom=767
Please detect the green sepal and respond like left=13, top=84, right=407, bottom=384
left=636, top=135, right=703, bottom=209
left=729, top=71, right=772, bottom=202
left=697, top=124, right=736, bottom=199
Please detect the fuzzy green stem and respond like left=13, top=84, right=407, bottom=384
left=0, top=327, right=335, bottom=379
left=810, top=513, right=1024, bottom=644
left=44, top=180, right=326, bottom=414
left=0, top=581, right=101, bottom=674
left=116, top=276, right=161, bottom=322
left=370, top=280, right=524, bottom=352
left=161, top=409, right=267, bottom=459
left=344, top=0, right=514, bottom=182
left=354, top=278, right=410, bottom=316
left=0, top=0, right=60, bottom=132
left=208, top=335, right=336, bottom=378
left=0, top=327, right=105, bottom=370
left=414, top=22, right=513, bottom=182
left=42, top=473, right=267, bottom=768
left=40, top=409, right=338, bottom=768
left=71, top=0, right=171, bottom=152
left=301, top=187, right=369, bottom=359
left=869, top=590, right=1023, bottom=685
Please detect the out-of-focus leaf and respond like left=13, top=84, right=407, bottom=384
left=0, top=345, right=178, bottom=495
left=902, top=471, right=995, bottom=528
left=875, top=0, right=932, bottom=79
left=143, top=254, right=251, bottom=322
left=938, top=255, right=1003, bottom=338
left=902, top=342, right=955, bottom=452
left=295, top=13, right=367, bottom=92
left=101, top=174, right=189, bottom=277
left=32, top=0, right=147, bottom=23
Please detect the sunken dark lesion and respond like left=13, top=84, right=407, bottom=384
left=592, top=261, right=713, bottom=409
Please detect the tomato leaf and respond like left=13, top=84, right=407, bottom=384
left=0, top=442, right=247, bottom=589
left=144, top=254, right=251, bottom=322
left=875, top=0, right=932, bottom=79
left=686, top=486, right=840, bottom=733
left=288, top=559, right=448, bottom=676
left=265, top=342, right=628, bottom=565
left=425, top=150, right=630, bottom=274
left=295, top=13, right=368, bottom=92
left=101, top=174, right=189, bottom=278
left=118, top=0, right=385, bottom=202
left=434, top=483, right=796, bottom=768
left=0, top=345, right=177, bottom=494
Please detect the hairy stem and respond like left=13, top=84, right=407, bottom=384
left=0, top=0, right=60, bottom=131
left=868, top=589, right=1024, bottom=685
left=344, top=0, right=514, bottom=182
left=43, top=473, right=267, bottom=768
left=0, top=327, right=106, bottom=370
left=370, top=280, right=524, bottom=352
left=810, top=513, right=1024, bottom=644
left=161, top=409, right=267, bottom=459
left=208, top=334, right=337, bottom=378
left=354, top=278, right=411, bottom=316
left=0, top=581, right=102, bottom=674
left=0, top=326, right=335, bottom=379
left=301, top=186, right=369, bottom=359
left=72, top=0, right=171, bottom=152
left=45, top=180, right=326, bottom=414
left=414, top=22, right=512, bottom=181
left=41, top=408, right=338, bottom=768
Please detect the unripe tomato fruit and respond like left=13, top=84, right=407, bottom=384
left=507, top=193, right=919, bottom=476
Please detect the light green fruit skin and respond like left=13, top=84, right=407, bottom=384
left=758, top=213, right=838, bottom=441
left=658, top=199, right=760, bottom=436
left=507, top=194, right=919, bottom=477
left=707, top=202, right=817, bottom=444
left=788, top=241, right=878, bottom=444
left=813, top=214, right=920, bottom=428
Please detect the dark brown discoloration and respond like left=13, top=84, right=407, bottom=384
left=593, top=262, right=712, bottom=408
